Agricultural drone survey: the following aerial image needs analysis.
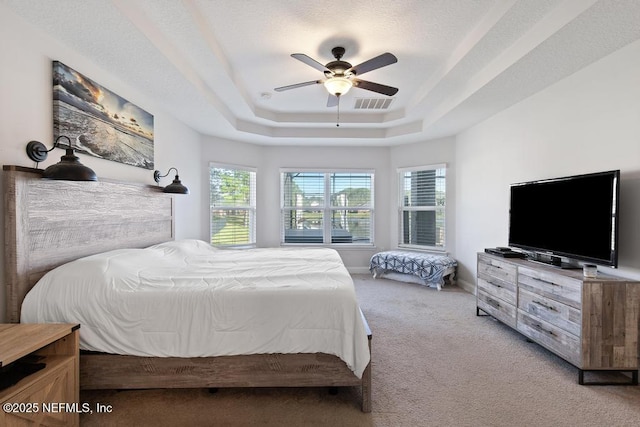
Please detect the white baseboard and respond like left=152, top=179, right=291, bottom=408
left=348, top=267, right=372, bottom=275
left=456, top=278, right=475, bottom=295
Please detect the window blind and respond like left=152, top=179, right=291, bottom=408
left=210, top=165, right=256, bottom=246
left=281, top=171, right=374, bottom=245
left=399, top=165, right=446, bottom=249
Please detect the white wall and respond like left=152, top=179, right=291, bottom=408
left=390, top=137, right=457, bottom=255
left=455, top=39, right=640, bottom=290
left=0, top=5, right=202, bottom=321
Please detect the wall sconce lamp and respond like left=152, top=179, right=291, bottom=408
left=26, top=135, right=98, bottom=181
left=153, top=167, right=189, bottom=194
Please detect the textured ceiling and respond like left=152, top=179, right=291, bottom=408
left=4, top=0, right=640, bottom=146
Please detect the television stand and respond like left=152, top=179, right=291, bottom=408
left=477, top=252, right=640, bottom=385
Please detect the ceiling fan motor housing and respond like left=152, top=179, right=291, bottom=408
left=325, top=60, right=352, bottom=77
left=326, top=47, right=352, bottom=77
left=331, top=46, right=346, bottom=60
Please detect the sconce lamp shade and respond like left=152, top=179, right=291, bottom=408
left=154, top=168, right=189, bottom=194
left=163, top=176, right=189, bottom=194
left=26, top=136, right=98, bottom=181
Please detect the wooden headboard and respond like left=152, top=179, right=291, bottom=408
left=3, top=165, right=175, bottom=323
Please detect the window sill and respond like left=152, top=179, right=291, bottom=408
left=280, top=243, right=375, bottom=250
left=398, top=245, right=448, bottom=255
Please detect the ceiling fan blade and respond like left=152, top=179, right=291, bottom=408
left=348, top=53, right=397, bottom=76
left=274, top=80, right=322, bottom=92
left=353, top=79, right=399, bottom=96
left=291, top=53, right=332, bottom=73
left=327, top=94, right=339, bottom=108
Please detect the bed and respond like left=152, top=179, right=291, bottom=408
left=369, top=250, right=457, bottom=290
left=3, top=166, right=372, bottom=412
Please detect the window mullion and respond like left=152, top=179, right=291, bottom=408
left=324, top=173, right=331, bottom=244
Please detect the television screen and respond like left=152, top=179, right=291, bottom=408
left=508, top=170, right=619, bottom=267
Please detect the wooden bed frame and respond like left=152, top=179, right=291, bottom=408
left=3, top=165, right=372, bottom=412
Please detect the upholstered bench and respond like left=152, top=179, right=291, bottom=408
left=369, top=250, right=457, bottom=290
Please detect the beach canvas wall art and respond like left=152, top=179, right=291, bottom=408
left=53, top=61, right=154, bottom=169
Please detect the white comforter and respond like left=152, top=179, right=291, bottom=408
left=21, top=239, right=370, bottom=378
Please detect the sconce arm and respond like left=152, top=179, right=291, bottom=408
left=26, top=135, right=74, bottom=163
left=154, top=167, right=179, bottom=184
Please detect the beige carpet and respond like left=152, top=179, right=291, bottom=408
left=79, top=274, right=640, bottom=426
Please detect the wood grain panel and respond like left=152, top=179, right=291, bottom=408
left=518, top=266, right=582, bottom=309
left=477, top=289, right=517, bottom=328
left=477, top=276, right=516, bottom=306
left=477, top=254, right=517, bottom=286
left=517, top=310, right=581, bottom=366
left=518, top=288, right=581, bottom=336
left=0, top=323, right=77, bottom=366
left=582, top=282, right=640, bottom=369
left=80, top=352, right=363, bottom=389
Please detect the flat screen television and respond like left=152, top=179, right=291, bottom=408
left=508, top=170, right=620, bottom=268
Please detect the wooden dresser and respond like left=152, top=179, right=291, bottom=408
left=0, top=323, right=80, bottom=427
left=477, top=253, right=640, bottom=384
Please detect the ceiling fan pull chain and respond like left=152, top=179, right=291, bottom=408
left=336, top=95, right=341, bottom=127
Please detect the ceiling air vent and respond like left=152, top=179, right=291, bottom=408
left=353, top=98, right=393, bottom=110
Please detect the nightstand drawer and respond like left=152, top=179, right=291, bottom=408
left=1, top=358, right=75, bottom=426
left=0, top=324, right=79, bottom=427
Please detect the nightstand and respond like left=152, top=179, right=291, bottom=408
left=0, top=323, right=80, bottom=427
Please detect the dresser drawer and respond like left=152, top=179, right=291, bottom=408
left=517, top=310, right=581, bottom=366
left=478, top=255, right=517, bottom=286
left=477, top=289, right=517, bottom=328
left=518, top=266, right=582, bottom=309
left=477, top=277, right=516, bottom=306
left=518, top=289, right=581, bottom=336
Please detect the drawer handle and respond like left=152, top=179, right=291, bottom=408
left=532, top=322, right=555, bottom=336
left=532, top=300, right=556, bottom=312
left=486, top=297, right=500, bottom=309
left=535, top=277, right=559, bottom=287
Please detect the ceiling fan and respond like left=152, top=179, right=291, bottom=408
left=274, top=46, right=398, bottom=107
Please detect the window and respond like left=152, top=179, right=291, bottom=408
left=209, top=164, right=256, bottom=247
left=281, top=171, right=374, bottom=245
left=398, top=164, right=446, bottom=250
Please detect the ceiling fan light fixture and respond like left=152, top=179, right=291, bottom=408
left=324, top=77, right=353, bottom=96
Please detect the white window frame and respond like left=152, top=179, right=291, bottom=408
left=209, top=162, right=257, bottom=248
left=398, top=163, right=447, bottom=252
left=280, top=168, right=375, bottom=246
